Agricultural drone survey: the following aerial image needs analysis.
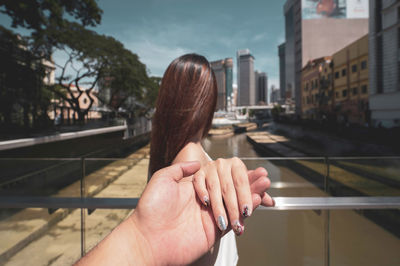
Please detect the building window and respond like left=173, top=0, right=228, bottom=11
left=342, top=89, right=347, bottom=97
left=315, top=79, right=318, bottom=88
left=361, top=60, right=367, bottom=70
left=335, top=91, right=339, bottom=98
left=335, top=71, right=339, bottom=79
left=361, top=85, right=368, bottom=94
left=352, top=87, right=358, bottom=95
left=352, top=64, right=357, bottom=73
left=342, top=68, right=347, bottom=77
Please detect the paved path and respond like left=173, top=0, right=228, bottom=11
left=1, top=146, right=149, bottom=265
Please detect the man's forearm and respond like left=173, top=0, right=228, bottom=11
left=75, top=216, right=154, bottom=266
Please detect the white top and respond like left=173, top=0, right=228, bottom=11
left=204, top=151, right=239, bottom=266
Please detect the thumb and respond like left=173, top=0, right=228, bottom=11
left=157, top=161, right=201, bottom=182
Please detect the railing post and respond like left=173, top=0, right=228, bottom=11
left=324, top=156, right=330, bottom=266
left=80, top=157, right=86, bottom=257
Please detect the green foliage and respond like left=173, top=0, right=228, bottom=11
left=0, top=0, right=156, bottom=128
left=0, top=0, right=102, bottom=58
left=271, top=104, right=283, bottom=120
left=0, top=26, right=50, bottom=128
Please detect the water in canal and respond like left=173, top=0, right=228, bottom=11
left=204, top=133, right=400, bottom=266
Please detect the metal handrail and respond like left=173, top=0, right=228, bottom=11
left=1, top=196, right=399, bottom=210
left=1, top=156, right=400, bottom=161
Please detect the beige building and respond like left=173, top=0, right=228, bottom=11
left=301, top=57, right=332, bottom=120
left=284, top=0, right=369, bottom=115
left=50, top=84, right=101, bottom=121
left=332, top=34, right=369, bottom=125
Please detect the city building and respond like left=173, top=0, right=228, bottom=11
left=232, top=84, right=238, bottom=108
left=255, top=71, right=268, bottom=104
left=210, top=58, right=233, bottom=110
left=332, top=34, right=369, bottom=125
left=237, top=49, right=256, bottom=106
left=270, top=85, right=280, bottom=104
left=284, top=0, right=369, bottom=115
left=300, top=34, right=369, bottom=125
left=51, top=84, right=101, bottom=121
left=369, top=0, right=400, bottom=128
left=301, top=56, right=332, bottom=120
left=278, top=42, right=286, bottom=103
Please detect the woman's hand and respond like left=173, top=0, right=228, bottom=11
left=192, top=157, right=273, bottom=236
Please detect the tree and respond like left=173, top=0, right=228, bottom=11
left=49, top=23, right=150, bottom=122
left=0, top=0, right=102, bottom=58
left=0, top=25, right=52, bottom=129
left=0, top=0, right=103, bottom=129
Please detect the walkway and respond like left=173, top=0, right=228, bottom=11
left=1, top=146, right=149, bottom=265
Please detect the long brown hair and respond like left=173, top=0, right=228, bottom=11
left=149, top=54, right=217, bottom=176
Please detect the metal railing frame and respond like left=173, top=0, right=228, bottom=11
left=1, top=156, right=399, bottom=265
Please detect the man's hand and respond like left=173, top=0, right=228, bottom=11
left=76, top=161, right=273, bottom=265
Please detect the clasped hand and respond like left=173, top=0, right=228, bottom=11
left=131, top=158, right=273, bottom=265
left=76, top=158, right=273, bottom=266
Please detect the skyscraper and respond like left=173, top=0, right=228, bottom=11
left=278, top=42, right=286, bottom=102
left=210, top=58, right=233, bottom=110
left=237, top=49, right=255, bottom=106
left=284, top=0, right=369, bottom=115
left=369, top=0, right=400, bottom=128
left=255, top=71, right=268, bottom=104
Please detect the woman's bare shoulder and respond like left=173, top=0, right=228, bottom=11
left=173, top=142, right=208, bottom=165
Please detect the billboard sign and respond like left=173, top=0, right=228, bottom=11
left=302, top=0, right=368, bottom=20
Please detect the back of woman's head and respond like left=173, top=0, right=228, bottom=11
left=149, top=53, right=217, bottom=175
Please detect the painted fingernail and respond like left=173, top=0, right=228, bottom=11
left=242, top=205, right=251, bottom=217
left=218, top=215, right=227, bottom=231
left=203, top=195, right=210, bottom=207
left=233, top=220, right=244, bottom=236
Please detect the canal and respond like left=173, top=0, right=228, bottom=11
left=204, top=133, right=400, bottom=266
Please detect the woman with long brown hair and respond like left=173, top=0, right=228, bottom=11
left=149, top=54, right=273, bottom=265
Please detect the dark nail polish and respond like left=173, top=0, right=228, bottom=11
left=233, top=220, right=243, bottom=236
left=242, top=205, right=250, bottom=217
left=203, top=196, right=210, bottom=207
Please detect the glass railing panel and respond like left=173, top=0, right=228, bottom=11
left=83, top=208, right=132, bottom=255
left=0, top=158, right=82, bottom=198
left=237, top=209, right=326, bottom=266
left=328, top=158, right=400, bottom=197
left=329, top=209, right=400, bottom=265
left=242, top=158, right=328, bottom=197
left=83, top=158, right=147, bottom=199
left=0, top=206, right=81, bottom=265
left=82, top=158, right=147, bottom=253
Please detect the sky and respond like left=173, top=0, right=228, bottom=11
left=93, top=0, right=285, bottom=88
left=0, top=0, right=285, bottom=88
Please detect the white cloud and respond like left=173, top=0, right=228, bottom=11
left=252, top=33, right=267, bottom=42
left=126, top=39, right=190, bottom=76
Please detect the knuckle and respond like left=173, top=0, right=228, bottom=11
left=206, top=178, right=218, bottom=192
left=234, top=175, right=247, bottom=188
left=215, top=158, right=224, bottom=167
left=232, top=156, right=243, bottom=166
left=221, top=182, right=230, bottom=196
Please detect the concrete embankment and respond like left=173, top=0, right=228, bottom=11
left=246, top=130, right=400, bottom=238
left=209, top=123, right=257, bottom=137
left=0, top=146, right=150, bottom=265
